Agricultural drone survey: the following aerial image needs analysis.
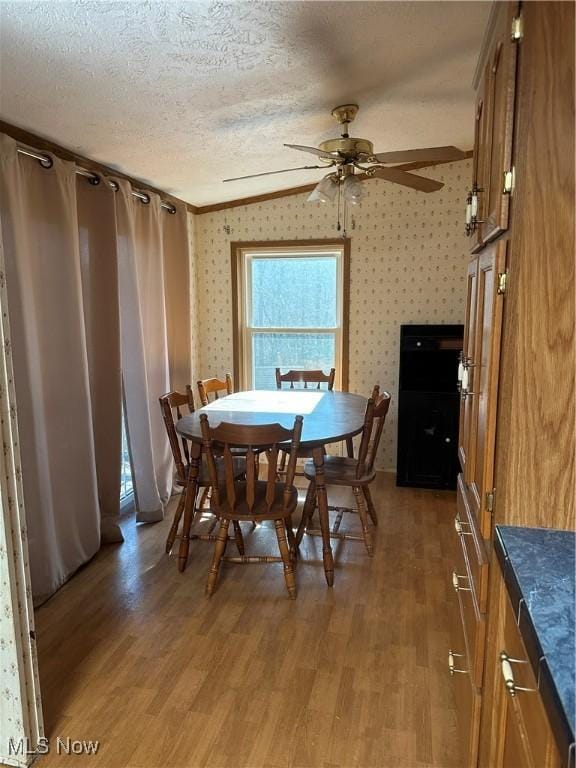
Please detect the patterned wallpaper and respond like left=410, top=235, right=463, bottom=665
left=188, top=211, right=201, bottom=396
left=0, top=231, right=43, bottom=764
left=190, top=160, right=470, bottom=470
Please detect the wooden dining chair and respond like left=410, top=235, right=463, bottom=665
left=275, top=367, right=336, bottom=478
left=275, top=367, right=336, bottom=391
left=197, top=373, right=233, bottom=406
left=199, top=414, right=303, bottom=599
left=296, top=386, right=391, bottom=556
left=159, top=387, right=245, bottom=560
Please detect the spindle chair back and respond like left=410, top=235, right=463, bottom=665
left=355, top=386, right=392, bottom=480
left=275, top=367, right=336, bottom=391
left=297, top=386, right=391, bottom=558
left=197, top=373, right=233, bottom=406
left=159, top=387, right=245, bottom=560
left=159, top=386, right=196, bottom=486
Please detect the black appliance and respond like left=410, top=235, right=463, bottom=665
left=396, top=324, right=463, bottom=490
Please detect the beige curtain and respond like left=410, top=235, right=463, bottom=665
left=77, top=177, right=124, bottom=543
left=116, top=181, right=172, bottom=522
left=0, top=133, right=191, bottom=599
left=0, top=134, right=101, bottom=603
left=163, top=202, right=191, bottom=392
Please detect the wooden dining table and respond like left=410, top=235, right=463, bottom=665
left=175, top=389, right=368, bottom=585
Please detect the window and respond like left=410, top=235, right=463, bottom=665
left=232, top=241, right=349, bottom=390
left=120, top=404, right=134, bottom=509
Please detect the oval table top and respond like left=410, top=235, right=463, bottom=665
left=176, top=389, right=368, bottom=447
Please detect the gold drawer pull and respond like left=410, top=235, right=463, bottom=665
left=454, top=517, right=472, bottom=536
left=448, top=650, right=468, bottom=675
left=452, top=571, right=471, bottom=592
left=500, top=651, right=536, bottom=696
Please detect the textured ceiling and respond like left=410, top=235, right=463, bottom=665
left=0, top=1, right=490, bottom=205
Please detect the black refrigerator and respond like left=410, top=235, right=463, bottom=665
left=396, top=324, right=463, bottom=490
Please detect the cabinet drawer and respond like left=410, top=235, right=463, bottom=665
left=448, top=589, right=482, bottom=767
left=456, top=474, right=489, bottom=612
left=500, top=593, right=562, bottom=767
left=451, top=526, right=486, bottom=689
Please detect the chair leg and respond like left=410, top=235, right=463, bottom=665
left=363, top=485, right=378, bottom=526
left=178, top=444, right=201, bottom=573
left=274, top=519, right=296, bottom=599
left=165, top=490, right=186, bottom=554
left=346, top=437, right=355, bottom=458
left=285, top=516, right=296, bottom=555
left=312, top=446, right=335, bottom=586
left=295, top=480, right=316, bottom=547
left=206, top=518, right=230, bottom=596
left=232, top=520, right=245, bottom=555
left=198, top=486, right=210, bottom=510
left=353, top=486, right=374, bottom=557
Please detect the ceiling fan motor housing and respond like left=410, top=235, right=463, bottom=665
left=319, top=137, right=375, bottom=162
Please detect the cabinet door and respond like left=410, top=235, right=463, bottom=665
left=458, top=258, right=479, bottom=477
left=467, top=241, right=507, bottom=539
left=480, top=1, right=520, bottom=244
left=397, top=392, right=459, bottom=489
left=469, top=72, right=491, bottom=253
left=496, top=682, right=536, bottom=768
left=496, top=684, right=562, bottom=768
left=493, top=579, right=563, bottom=768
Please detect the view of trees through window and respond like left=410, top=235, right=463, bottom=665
left=248, top=254, right=339, bottom=389
left=120, top=405, right=134, bottom=504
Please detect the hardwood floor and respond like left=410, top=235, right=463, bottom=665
left=35, top=473, right=462, bottom=768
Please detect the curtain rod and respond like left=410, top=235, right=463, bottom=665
left=15, top=146, right=177, bottom=214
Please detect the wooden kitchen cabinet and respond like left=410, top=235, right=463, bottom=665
left=465, top=241, right=507, bottom=539
left=458, top=256, right=479, bottom=477
left=458, top=239, right=506, bottom=540
left=451, top=3, right=575, bottom=767
left=468, top=74, right=490, bottom=252
left=467, top=2, right=519, bottom=250
left=456, top=474, right=489, bottom=613
left=481, top=1, right=519, bottom=243
left=448, top=580, right=483, bottom=767
left=496, top=669, right=562, bottom=768
left=491, top=572, right=562, bottom=768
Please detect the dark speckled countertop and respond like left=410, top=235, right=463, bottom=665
left=495, top=526, right=575, bottom=763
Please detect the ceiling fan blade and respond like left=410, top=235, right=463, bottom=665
left=284, top=143, right=338, bottom=160
left=371, top=166, right=444, bottom=192
left=223, top=165, right=328, bottom=183
left=374, top=146, right=467, bottom=164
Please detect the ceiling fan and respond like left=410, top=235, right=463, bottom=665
left=223, top=104, right=467, bottom=204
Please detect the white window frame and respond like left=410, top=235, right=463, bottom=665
left=232, top=242, right=349, bottom=391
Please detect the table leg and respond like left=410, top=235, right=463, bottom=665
left=312, top=445, right=334, bottom=587
left=178, top=441, right=201, bottom=573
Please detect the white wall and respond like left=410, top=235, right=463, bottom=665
left=189, top=160, right=470, bottom=470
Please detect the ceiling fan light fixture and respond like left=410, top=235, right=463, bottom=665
left=307, top=174, right=339, bottom=203
left=342, top=174, right=365, bottom=205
